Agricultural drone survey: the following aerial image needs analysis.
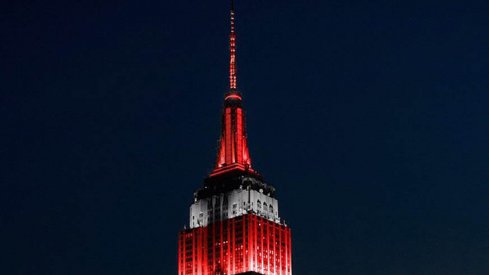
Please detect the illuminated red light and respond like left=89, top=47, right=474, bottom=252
left=212, top=0, right=254, bottom=176
left=213, top=100, right=254, bottom=176
left=224, top=94, right=242, bottom=100
left=178, top=214, right=292, bottom=275
left=179, top=1, right=292, bottom=274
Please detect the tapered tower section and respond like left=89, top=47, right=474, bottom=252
left=178, top=2, right=292, bottom=275
left=212, top=0, right=253, bottom=177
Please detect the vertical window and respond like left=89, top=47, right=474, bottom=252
left=223, top=196, right=228, bottom=209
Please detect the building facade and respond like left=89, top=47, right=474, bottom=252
left=177, top=1, right=292, bottom=275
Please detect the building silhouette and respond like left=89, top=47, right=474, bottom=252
left=177, top=1, right=292, bottom=274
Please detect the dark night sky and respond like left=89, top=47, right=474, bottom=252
left=2, top=0, right=489, bottom=274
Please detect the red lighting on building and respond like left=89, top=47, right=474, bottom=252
left=178, top=1, right=292, bottom=274
left=178, top=215, right=292, bottom=275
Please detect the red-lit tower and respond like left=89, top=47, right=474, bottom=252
left=178, top=1, right=292, bottom=275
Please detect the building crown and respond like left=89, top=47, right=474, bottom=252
left=210, top=0, right=256, bottom=177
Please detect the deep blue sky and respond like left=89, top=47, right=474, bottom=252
left=2, top=0, right=489, bottom=274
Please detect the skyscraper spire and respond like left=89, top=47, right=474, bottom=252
left=229, top=0, right=237, bottom=90
left=178, top=2, right=293, bottom=274
left=211, top=0, right=254, bottom=177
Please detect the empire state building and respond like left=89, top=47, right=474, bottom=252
left=178, top=1, right=293, bottom=274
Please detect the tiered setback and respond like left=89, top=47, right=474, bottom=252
left=212, top=96, right=253, bottom=177
left=178, top=214, right=292, bottom=275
